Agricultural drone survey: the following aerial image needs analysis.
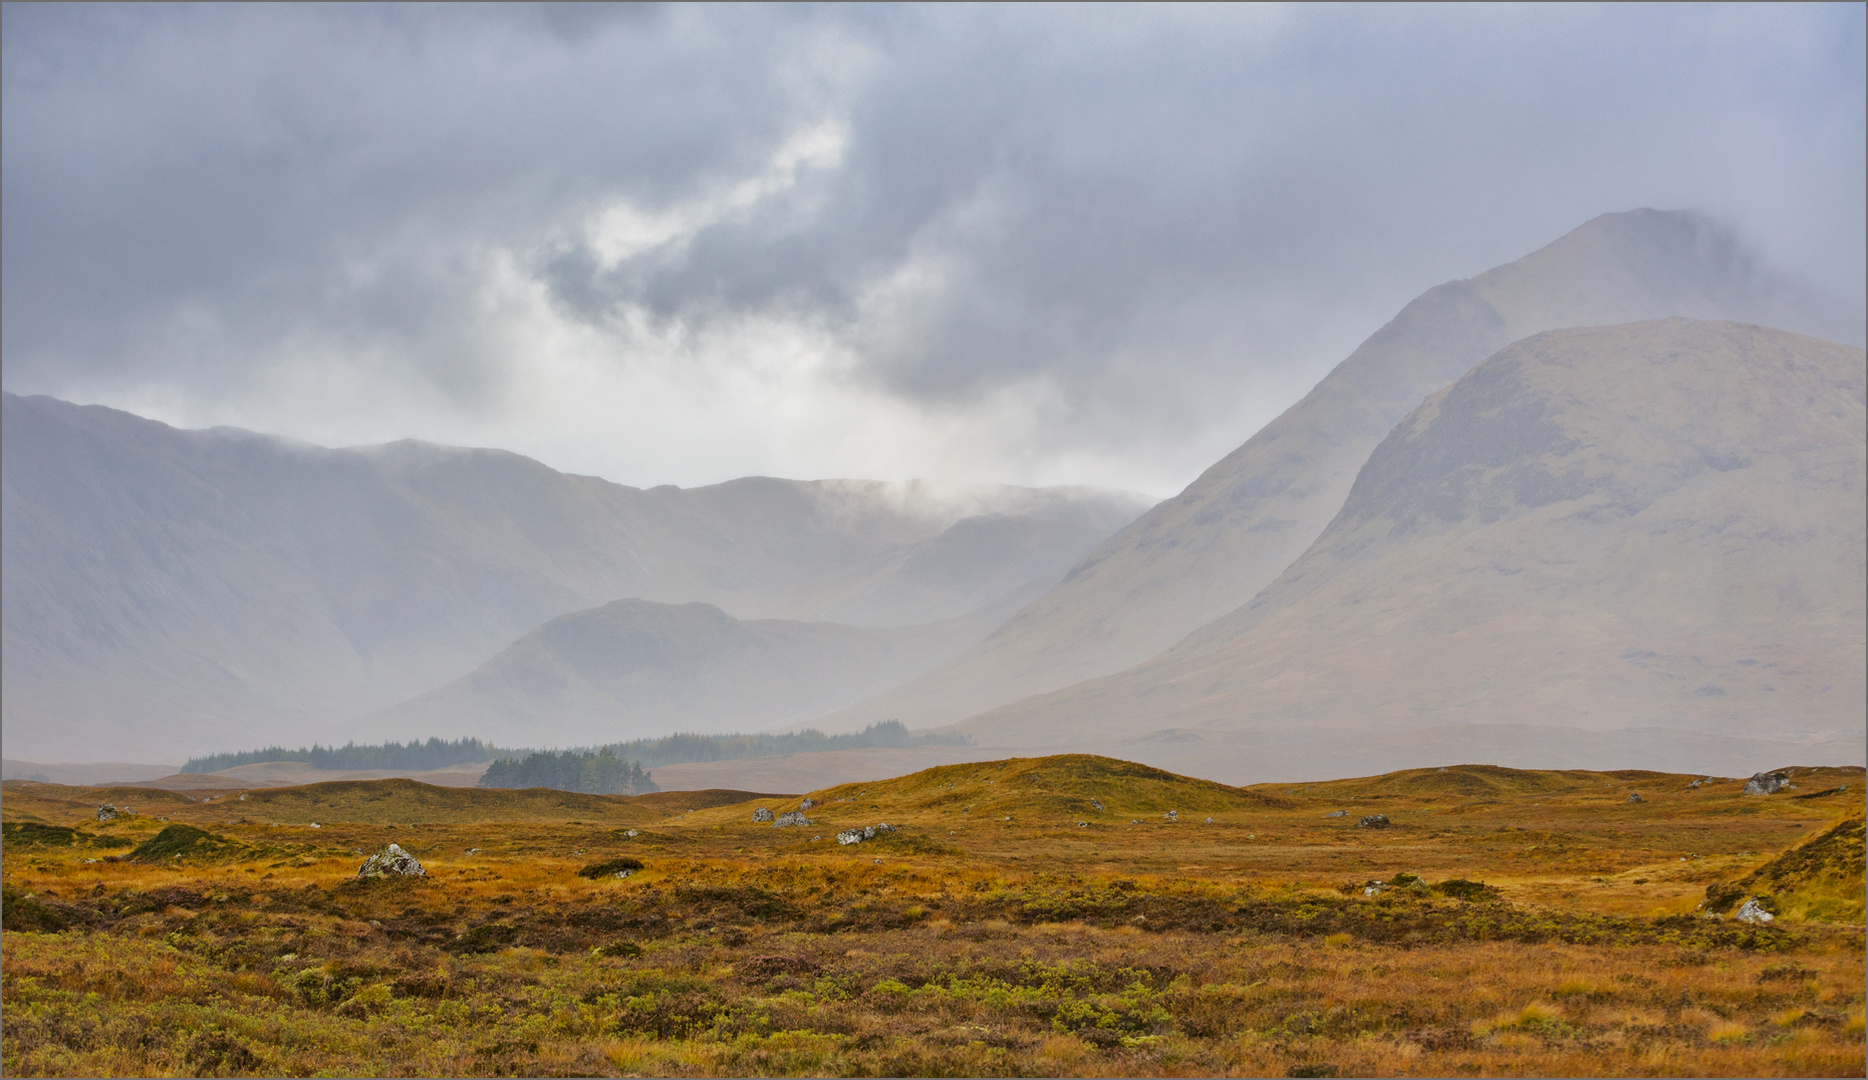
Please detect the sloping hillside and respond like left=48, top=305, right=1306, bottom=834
left=1, top=394, right=1147, bottom=760
left=819, top=209, right=1845, bottom=733
left=360, top=597, right=1018, bottom=746
left=960, top=320, right=1866, bottom=781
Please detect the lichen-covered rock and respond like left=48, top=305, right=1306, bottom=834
left=1165, top=810, right=1179, bottom=822
left=96, top=804, right=120, bottom=822
left=1627, top=793, right=1644, bottom=803
left=357, top=843, right=425, bottom=878
left=1324, top=810, right=1346, bottom=818
left=1735, top=897, right=1776, bottom=924
left=1743, top=771, right=1792, bottom=796
left=799, top=799, right=815, bottom=811
left=773, top=811, right=813, bottom=827
left=752, top=807, right=775, bottom=823
left=1356, top=814, right=1391, bottom=829
left=835, top=823, right=898, bottom=846
left=1091, top=798, right=1106, bottom=811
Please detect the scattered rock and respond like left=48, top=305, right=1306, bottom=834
left=1363, top=880, right=1387, bottom=896
left=1204, top=816, right=1215, bottom=824
left=752, top=807, right=776, bottom=823
left=357, top=844, right=424, bottom=878
left=1743, top=771, right=1793, bottom=796
left=1324, top=810, right=1346, bottom=819
left=799, top=799, right=815, bottom=811
left=1436, top=767, right=1448, bottom=773
left=625, top=830, right=639, bottom=837
left=1687, top=779, right=1703, bottom=789
left=1091, top=798, right=1106, bottom=811
left=1735, top=897, right=1776, bottom=924
left=772, top=811, right=813, bottom=828
left=1165, top=810, right=1179, bottom=822
left=1627, top=793, right=1644, bottom=803
left=95, top=804, right=121, bottom=823
left=1355, top=814, right=1391, bottom=829
left=836, top=824, right=898, bottom=846
left=1077, top=821, right=1088, bottom=828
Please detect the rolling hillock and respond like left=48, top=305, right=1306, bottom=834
left=1708, top=813, right=1866, bottom=924
left=791, top=754, right=1294, bottom=823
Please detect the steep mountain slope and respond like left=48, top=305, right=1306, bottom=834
left=358, top=595, right=1022, bottom=748
left=819, top=209, right=1846, bottom=732
left=0, top=394, right=1148, bottom=760
left=957, top=320, right=1866, bottom=781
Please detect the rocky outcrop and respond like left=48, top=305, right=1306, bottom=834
left=752, top=807, right=775, bottom=823
left=1743, top=772, right=1793, bottom=796
left=95, top=804, right=122, bottom=822
left=357, top=843, right=424, bottom=878
left=1735, top=897, right=1776, bottom=924
left=773, top=811, right=813, bottom=828
left=836, top=824, right=898, bottom=846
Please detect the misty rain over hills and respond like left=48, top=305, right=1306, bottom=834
left=3, top=209, right=1861, bottom=788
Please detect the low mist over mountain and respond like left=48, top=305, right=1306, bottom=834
left=815, top=210, right=1853, bottom=735
left=0, top=396, right=1149, bottom=761
left=358, top=595, right=1025, bottom=749
left=959, top=320, right=1866, bottom=781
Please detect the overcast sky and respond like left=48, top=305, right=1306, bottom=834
left=4, top=3, right=1863, bottom=496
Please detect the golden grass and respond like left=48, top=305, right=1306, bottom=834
left=2, top=756, right=1862, bottom=1077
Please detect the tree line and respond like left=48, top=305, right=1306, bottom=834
left=183, top=737, right=504, bottom=775
left=605, top=720, right=966, bottom=768
left=478, top=748, right=657, bottom=795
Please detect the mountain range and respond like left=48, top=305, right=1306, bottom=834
left=0, top=401, right=1147, bottom=760
left=3, top=207, right=1861, bottom=782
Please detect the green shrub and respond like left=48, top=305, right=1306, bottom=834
left=130, top=824, right=227, bottom=862
left=577, top=856, right=644, bottom=879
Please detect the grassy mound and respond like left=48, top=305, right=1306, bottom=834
left=1705, top=814, right=1865, bottom=923
left=576, top=856, right=644, bottom=879
left=631, top=789, right=791, bottom=813
left=130, top=824, right=233, bottom=862
left=1263, top=763, right=1648, bottom=799
left=198, top=777, right=663, bottom=826
left=803, top=754, right=1294, bottom=821
left=0, top=822, right=131, bottom=849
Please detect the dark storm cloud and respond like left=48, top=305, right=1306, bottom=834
left=3, top=3, right=1863, bottom=491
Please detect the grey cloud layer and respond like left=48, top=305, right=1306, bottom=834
left=3, top=3, right=1863, bottom=492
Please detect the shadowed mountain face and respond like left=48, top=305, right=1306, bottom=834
left=358, top=596, right=1020, bottom=748
left=817, top=209, right=1848, bottom=734
left=0, top=395, right=1149, bottom=760
left=957, top=320, right=1867, bottom=781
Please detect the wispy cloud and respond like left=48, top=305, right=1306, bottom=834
left=4, top=3, right=1861, bottom=495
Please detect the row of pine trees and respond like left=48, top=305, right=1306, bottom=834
left=478, top=747, right=658, bottom=795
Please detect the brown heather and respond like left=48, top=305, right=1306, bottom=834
left=2, top=756, right=1862, bottom=1077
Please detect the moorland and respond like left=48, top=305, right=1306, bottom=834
left=2, top=755, right=1862, bottom=1077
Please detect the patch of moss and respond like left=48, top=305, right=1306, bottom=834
left=576, top=856, right=644, bottom=879
left=129, top=824, right=231, bottom=862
